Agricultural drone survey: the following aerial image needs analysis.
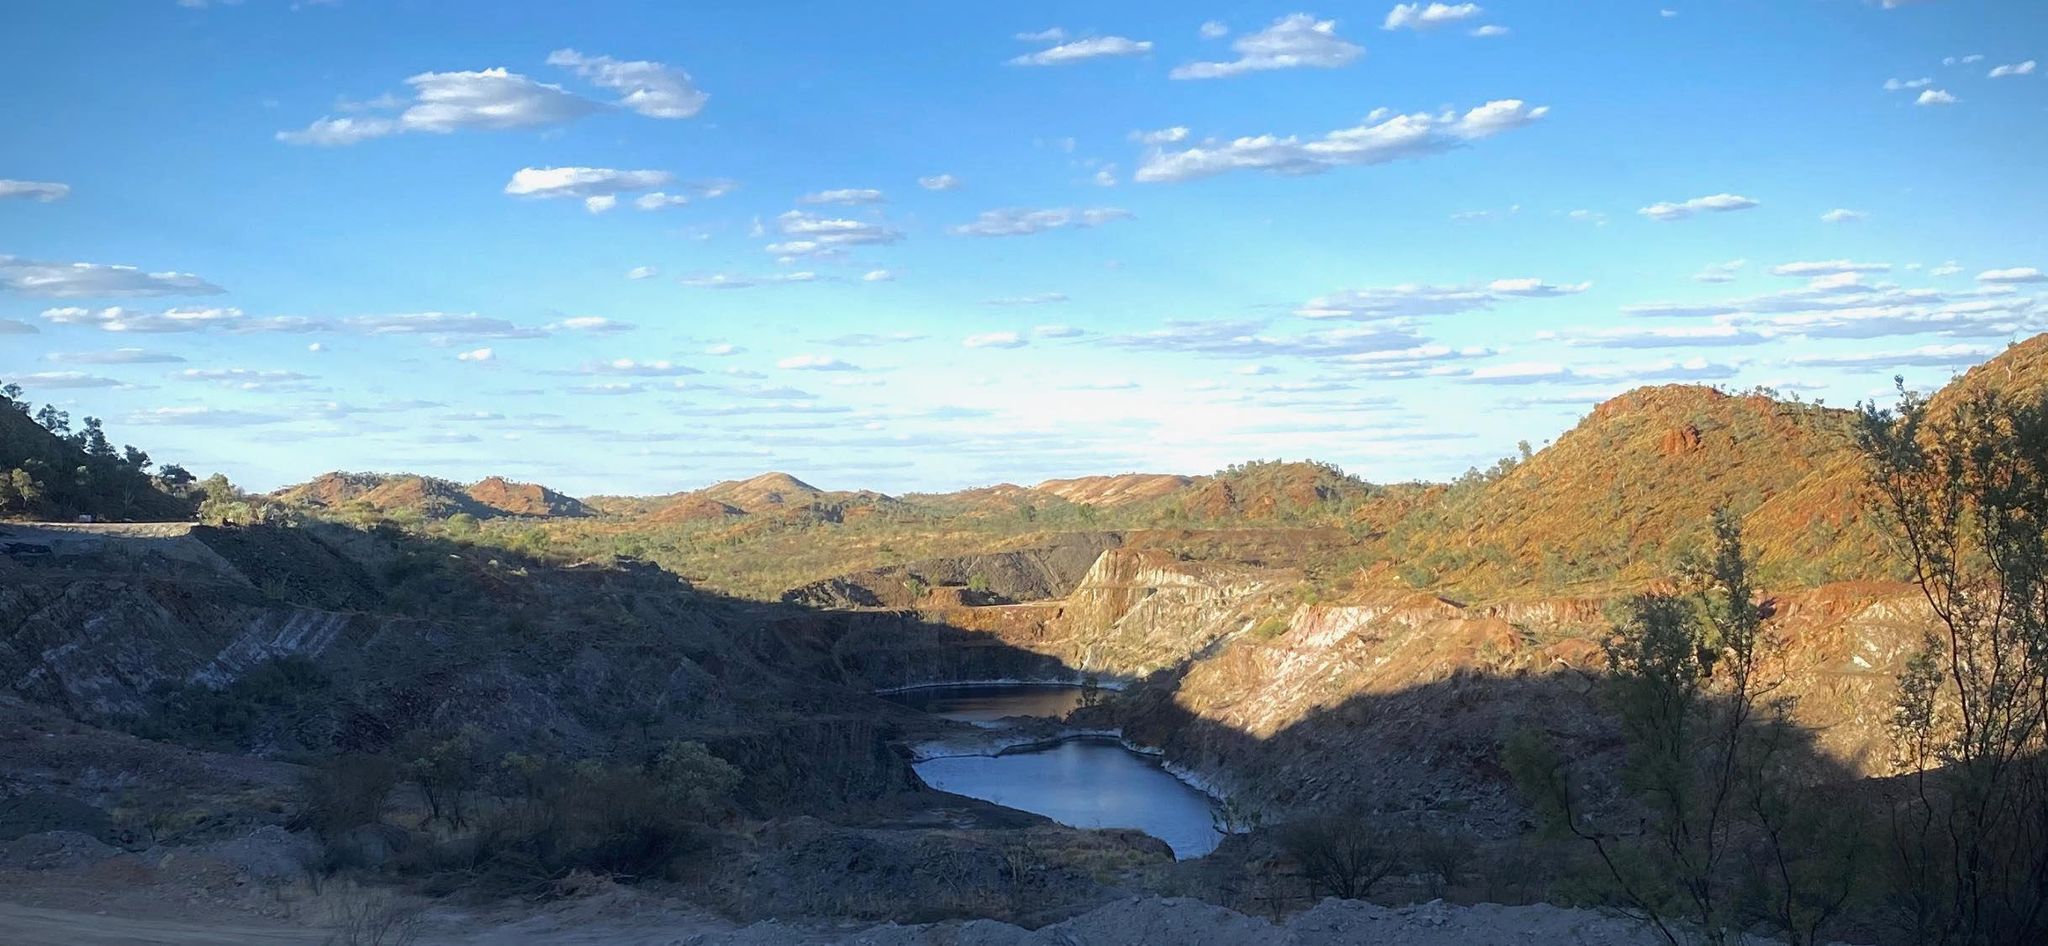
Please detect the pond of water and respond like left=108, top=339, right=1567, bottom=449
left=885, top=684, right=1222, bottom=858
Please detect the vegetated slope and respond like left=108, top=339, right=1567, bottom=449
left=0, top=402, right=192, bottom=522
left=463, top=475, right=590, bottom=517
left=1371, top=384, right=1885, bottom=595
left=1926, top=331, right=2048, bottom=412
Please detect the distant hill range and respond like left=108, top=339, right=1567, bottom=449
left=225, top=333, right=2048, bottom=592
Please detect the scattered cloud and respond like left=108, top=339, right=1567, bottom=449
left=1820, top=208, right=1868, bottom=224
left=949, top=207, right=1133, bottom=236
left=778, top=354, right=860, bottom=371
left=15, top=371, right=125, bottom=389
left=1035, top=325, right=1084, bottom=339
left=800, top=187, right=886, bottom=205
left=1470, top=24, right=1509, bottom=37
left=1134, top=100, right=1547, bottom=183
left=1382, top=3, right=1483, bottom=31
left=963, top=331, right=1027, bottom=349
left=2, top=256, right=225, bottom=297
left=1916, top=89, right=1958, bottom=106
left=1883, top=77, right=1932, bottom=91
left=177, top=367, right=316, bottom=390
left=504, top=166, right=672, bottom=212
left=1786, top=344, right=1996, bottom=368
left=1978, top=267, right=2046, bottom=284
left=985, top=292, right=1069, bottom=306
left=128, top=406, right=289, bottom=427
left=279, top=67, right=601, bottom=145
left=579, top=358, right=699, bottom=376
left=1009, top=34, right=1154, bottom=67
left=862, top=269, right=896, bottom=282
left=1637, top=193, right=1759, bottom=221
left=1298, top=277, right=1586, bottom=319
left=545, top=48, right=707, bottom=118
left=766, top=210, right=903, bottom=257
left=626, top=266, right=659, bottom=280
left=45, top=348, right=186, bottom=364
left=1988, top=60, right=2036, bottom=78
left=1, top=318, right=40, bottom=334
left=1769, top=259, right=1891, bottom=277
left=456, top=347, right=495, bottom=362
left=545, top=316, right=635, bottom=333
left=0, top=179, right=70, bottom=202
left=679, top=271, right=819, bottom=289
left=1170, top=14, right=1363, bottom=80
left=1200, top=20, right=1230, bottom=39
left=1695, top=260, right=1747, bottom=283
left=1541, top=325, right=1772, bottom=349
left=917, top=174, right=960, bottom=191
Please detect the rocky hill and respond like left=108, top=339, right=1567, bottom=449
left=273, top=472, right=589, bottom=520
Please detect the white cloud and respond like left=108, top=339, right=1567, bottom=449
left=130, top=406, right=288, bottom=427
left=457, top=347, right=494, bottom=362
left=1009, top=35, right=1154, bottom=67
left=1035, top=324, right=1083, bottom=338
left=986, top=293, right=1069, bottom=306
left=1015, top=28, right=1066, bottom=42
left=1488, top=277, right=1591, bottom=297
left=1170, top=14, right=1363, bottom=80
left=1637, top=193, right=1759, bottom=221
left=704, top=343, right=742, bottom=356
left=1134, top=100, right=1546, bottom=183
left=279, top=67, right=600, bottom=145
left=1786, top=344, right=1996, bottom=368
left=765, top=210, right=903, bottom=257
left=546, top=48, right=707, bottom=118
left=1695, top=259, right=1747, bottom=283
left=1200, top=20, right=1230, bottom=39
left=580, top=357, right=698, bottom=376
left=949, top=207, right=1133, bottom=236
left=0, top=318, right=36, bottom=334
left=1470, top=24, right=1510, bottom=37
left=679, top=272, right=819, bottom=289
left=44, top=348, right=185, bottom=364
left=862, top=269, right=896, bottom=282
left=800, top=187, right=885, bottom=205
left=42, top=305, right=252, bottom=332
left=1769, top=259, right=1892, bottom=277
left=963, top=331, right=1027, bottom=349
left=1382, top=3, right=1483, bottom=31
left=16, top=371, right=124, bottom=389
left=1820, top=208, right=1868, bottom=224
left=1916, top=89, right=1958, bottom=106
left=1883, top=77, right=1932, bottom=91
left=626, top=266, right=659, bottom=280
left=778, top=354, right=859, bottom=371
left=503, top=167, right=672, bottom=212
left=0, top=180, right=70, bottom=202
left=343, top=312, right=542, bottom=339
left=177, top=367, right=315, bottom=390
left=1132, top=126, right=1190, bottom=145
left=1292, top=277, right=1589, bottom=321
left=546, top=316, right=636, bottom=333
left=1988, top=60, right=2036, bottom=78
left=917, top=174, right=960, bottom=191
left=2, top=256, right=224, bottom=298
left=1930, top=261, right=1964, bottom=277
left=1978, top=267, right=2046, bottom=284
left=1544, top=325, right=1771, bottom=348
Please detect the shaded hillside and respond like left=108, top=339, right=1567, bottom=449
left=0, top=390, right=193, bottom=522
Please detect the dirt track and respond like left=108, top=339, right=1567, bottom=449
left=0, top=902, right=326, bottom=946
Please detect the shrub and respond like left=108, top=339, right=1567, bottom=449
left=1281, top=813, right=1402, bottom=901
left=294, top=753, right=399, bottom=840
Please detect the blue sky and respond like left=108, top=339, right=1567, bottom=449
left=3, top=1, right=2046, bottom=495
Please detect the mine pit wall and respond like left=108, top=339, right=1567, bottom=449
left=848, top=544, right=1936, bottom=830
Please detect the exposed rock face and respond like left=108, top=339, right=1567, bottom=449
left=1031, top=474, right=1194, bottom=507
left=782, top=533, right=1123, bottom=609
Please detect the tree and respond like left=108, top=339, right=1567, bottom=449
left=1857, top=379, right=2048, bottom=946
left=1509, top=512, right=1858, bottom=946
left=158, top=464, right=195, bottom=490
left=34, top=404, right=69, bottom=436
